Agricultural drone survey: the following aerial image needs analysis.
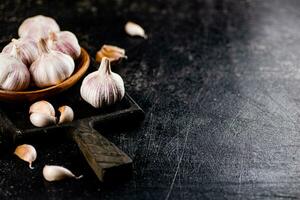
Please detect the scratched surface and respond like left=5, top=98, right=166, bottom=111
left=0, top=0, right=300, bottom=199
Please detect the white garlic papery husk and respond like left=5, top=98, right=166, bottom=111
left=43, top=165, right=83, bottom=182
left=30, top=113, right=57, bottom=127
left=29, top=100, right=55, bottom=116
left=2, top=38, right=39, bottom=66
left=96, top=45, right=127, bottom=63
left=58, top=105, right=74, bottom=124
left=47, top=31, right=81, bottom=59
left=80, top=57, right=125, bottom=108
left=30, top=39, right=75, bottom=88
left=18, top=15, right=60, bottom=41
left=0, top=46, right=30, bottom=91
left=14, top=144, right=37, bottom=169
left=125, top=21, right=148, bottom=39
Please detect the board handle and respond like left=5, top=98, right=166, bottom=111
left=70, top=120, right=132, bottom=182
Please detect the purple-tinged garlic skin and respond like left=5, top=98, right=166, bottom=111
left=0, top=52, right=30, bottom=91
left=47, top=31, right=81, bottom=59
left=80, top=57, right=125, bottom=108
left=30, top=39, right=74, bottom=88
left=18, top=15, right=60, bottom=41
left=2, top=38, right=39, bottom=66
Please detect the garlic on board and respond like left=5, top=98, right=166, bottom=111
left=30, top=39, right=75, bottom=88
left=43, top=165, right=83, bottom=182
left=125, top=21, right=148, bottom=39
left=29, top=100, right=57, bottom=127
left=18, top=15, right=60, bottom=41
left=2, top=38, right=39, bottom=66
left=47, top=31, right=81, bottom=59
left=95, top=45, right=127, bottom=63
left=0, top=46, right=30, bottom=91
left=80, top=57, right=125, bottom=108
left=14, top=144, right=37, bottom=169
left=58, top=105, right=74, bottom=124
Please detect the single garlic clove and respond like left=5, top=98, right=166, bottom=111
left=47, top=31, right=81, bottom=59
left=18, top=15, right=60, bottom=41
left=43, top=165, right=83, bottom=182
left=0, top=52, right=30, bottom=91
left=30, top=39, right=75, bottom=88
left=14, top=144, right=37, bottom=169
left=2, top=38, right=39, bottom=66
left=96, top=45, right=127, bottom=63
left=29, top=100, right=55, bottom=116
left=58, top=105, right=74, bottom=124
left=30, top=113, right=57, bottom=127
left=125, top=21, right=148, bottom=39
left=80, top=57, right=125, bottom=108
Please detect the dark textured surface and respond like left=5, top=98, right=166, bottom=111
left=0, top=0, right=300, bottom=199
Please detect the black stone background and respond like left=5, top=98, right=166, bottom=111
left=1, top=0, right=300, bottom=199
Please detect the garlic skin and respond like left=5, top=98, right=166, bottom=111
left=125, top=21, right=148, bottom=39
left=96, top=45, right=127, bottom=63
left=80, top=57, right=125, bottom=108
left=14, top=144, right=37, bottom=169
left=47, top=31, right=81, bottom=59
left=58, top=105, right=74, bottom=124
left=30, top=113, right=57, bottom=127
left=29, top=100, right=55, bottom=116
left=43, top=165, right=83, bottom=182
left=18, top=15, right=60, bottom=41
left=30, top=39, right=75, bottom=88
left=2, top=38, right=39, bottom=66
left=0, top=48, right=30, bottom=91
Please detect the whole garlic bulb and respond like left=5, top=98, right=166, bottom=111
left=30, top=39, right=75, bottom=88
left=0, top=46, right=30, bottom=91
left=2, top=38, right=39, bottom=66
left=18, top=15, right=60, bottom=41
left=47, top=31, right=81, bottom=59
left=80, top=57, right=125, bottom=108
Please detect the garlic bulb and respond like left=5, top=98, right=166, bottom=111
left=18, top=15, right=60, bottom=41
left=58, top=105, right=74, bottom=124
left=0, top=47, right=30, bottom=91
left=80, top=57, right=125, bottom=108
left=30, top=39, right=75, bottom=88
left=96, top=45, right=127, bottom=63
left=14, top=144, right=37, bottom=169
left=2, top=38, right=39, bottom=66
left=125, top=21, right=148, bottom=39
left=47, top=31, right=81, bottom=59
left=29, top=100, right=57, bottom=127
left=43, top=165, right=83, bottom=182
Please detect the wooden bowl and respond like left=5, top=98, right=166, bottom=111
left=0, top=48, right=90, bottom=102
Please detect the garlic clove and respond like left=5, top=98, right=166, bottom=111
left=14, top=144, right=37, bottom=169
left=30, top=39, right=75, bottom=88
left=2, top=38, right=39, bottom=66
left=80, top=57, right=125, bottom=108
left=58, top=105, right=74, bottom=124
left=43, top=165, right=83, bottom=182
left=18, top=15, right=60, bottom=41
left=0, top=53, right=30, bottom=91
left=96, top=45, right=127, bottom=63
left=47, top=31, right=81, bottom=59
left=125, top=21, right=148, bottom=39
left=30, top=113, right=57, bottom=127
left=29, top=100, right=55, bottom=116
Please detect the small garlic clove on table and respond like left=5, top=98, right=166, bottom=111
left=29, top=100, right=55, bottom=116
left=58, top=105, right=74, bottom=124
left=43, top=165, right=83, bottom=182
left=96, top=45, right=127, bottom=63
left=29, top=100, right=57, bottom=127
left=80, top=57, right=125, bottom=108
left=125, top=21, right=148, bottom=39
left=14, top=144, right=37, bottom=169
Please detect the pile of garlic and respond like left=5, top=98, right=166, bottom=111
left=0, top=15, right=81, bottom=91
